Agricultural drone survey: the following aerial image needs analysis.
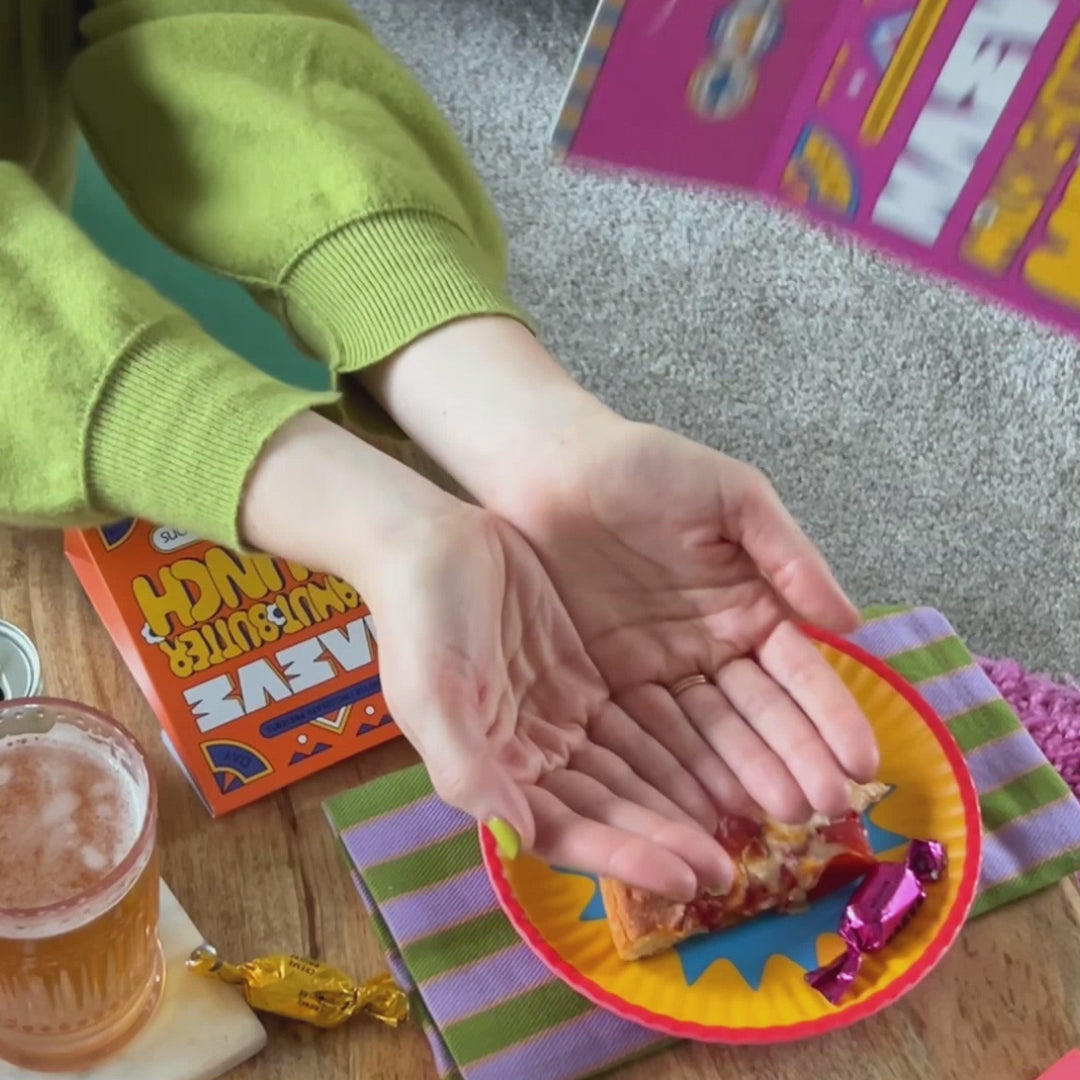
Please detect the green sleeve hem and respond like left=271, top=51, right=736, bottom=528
left=281, top=209, right=533, bottom=376
left=86, top=318, right=339, bottom=549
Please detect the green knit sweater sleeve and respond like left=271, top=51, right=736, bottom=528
left=70, top=0, right=525, bottom=388
left=0, top=162, right=336, bottom=547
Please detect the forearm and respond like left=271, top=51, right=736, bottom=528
left=358, top=316, right=617, bottom=518
left=239, top=411, right=465, bottom=598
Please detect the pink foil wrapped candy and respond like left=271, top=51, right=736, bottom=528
left=805, top=839, right=948, bottom=1005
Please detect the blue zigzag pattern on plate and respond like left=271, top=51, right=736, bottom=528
left=555, top=795, right=908, bottom=990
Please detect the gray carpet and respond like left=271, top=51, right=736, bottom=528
left=355, top=0, right=1080, bottom=675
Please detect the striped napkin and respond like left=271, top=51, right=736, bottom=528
left=323, top=607, right=1080, bottom=1079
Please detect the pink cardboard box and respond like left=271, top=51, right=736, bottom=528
left=1039, top=1050, right=1080, bottom=1080
left=556, top=0, right=1080, bottom=338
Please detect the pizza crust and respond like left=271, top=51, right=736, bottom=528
left=849, top=779, right=889, bottom=814
left=600, top=878, right=702, bottom=961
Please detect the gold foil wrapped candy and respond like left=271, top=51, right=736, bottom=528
left=187, top=943, right=409, bottom=1029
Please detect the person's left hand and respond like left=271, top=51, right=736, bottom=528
left=360, top=316, right=879, bottom=829
left=498, top=417, right=879, bottom=826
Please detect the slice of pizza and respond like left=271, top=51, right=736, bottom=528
left=601, top=780, right=889, bottom=961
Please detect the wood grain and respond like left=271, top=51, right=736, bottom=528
left=2, top=525, right=1078, bottom=1080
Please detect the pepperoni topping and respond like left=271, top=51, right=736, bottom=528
left=820, top=814, right=874, bottom=859
left=806, top=852, right=877, bottom=901
left=716, top=815, right=768, bottom=862
left=692, top=809, right=876, bottom=920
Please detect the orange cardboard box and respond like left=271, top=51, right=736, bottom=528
left=65, top=519, right=400, bottom=816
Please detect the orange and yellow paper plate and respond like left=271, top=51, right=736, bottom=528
left=481, top=627, right=981, bottom=1043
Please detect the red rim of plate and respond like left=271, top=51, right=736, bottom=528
left=480, top=625, right=983, bottom=1044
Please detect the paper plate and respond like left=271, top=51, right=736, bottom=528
left=480, top=627, right=982, bottom=1043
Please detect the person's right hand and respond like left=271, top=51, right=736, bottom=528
left=241, top=411, right=731, bottom=900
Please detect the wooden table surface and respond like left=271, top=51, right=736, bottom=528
left=3, top=526, right=1080, bottom=1080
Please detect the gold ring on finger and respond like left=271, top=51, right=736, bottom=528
left=668, top=674, right=709, bottom=698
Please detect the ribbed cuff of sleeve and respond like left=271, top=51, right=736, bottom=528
left=282, top=209, right=532, bottom=374
left=86, top=320, right=339, bottom=550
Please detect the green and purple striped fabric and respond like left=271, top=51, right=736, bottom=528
left=323, top=607, right=1080, bottom=1080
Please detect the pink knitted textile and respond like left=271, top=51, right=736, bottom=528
left=979, top=657, right=1080, bottom=801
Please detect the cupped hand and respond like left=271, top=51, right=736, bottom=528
left=355, top=502, right=734, bottom=900
left=500, top=418, right=880, bottom=825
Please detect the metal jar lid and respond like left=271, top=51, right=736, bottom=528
left=0, top=619, right=43, bottom=701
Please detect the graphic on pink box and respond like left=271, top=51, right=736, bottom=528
left=556, top=0, right=1080, bottom=338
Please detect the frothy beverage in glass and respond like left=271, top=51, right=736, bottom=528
left=0, top=700, right=162, bottom=1072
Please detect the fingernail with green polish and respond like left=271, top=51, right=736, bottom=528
left=488, top=818, right=520, bottom=860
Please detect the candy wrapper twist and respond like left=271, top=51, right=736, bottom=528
left=806, top=839, right=947, bottom=1004
left=187, top=943, right=409, bottom=1029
